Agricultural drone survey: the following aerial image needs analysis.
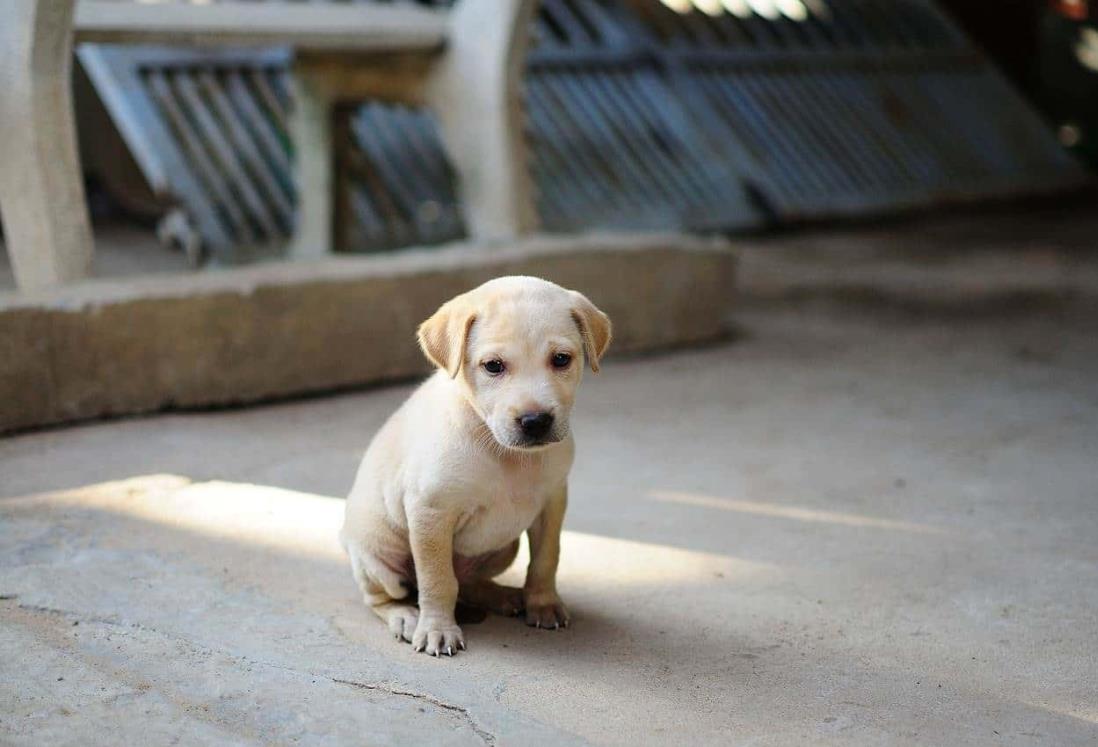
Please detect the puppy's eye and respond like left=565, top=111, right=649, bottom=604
left=482, top=359, right=505, bottom=376
left=551, top=352, right=572, bottom=369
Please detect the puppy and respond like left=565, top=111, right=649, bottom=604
left=340, top=276, right=611, bottom=656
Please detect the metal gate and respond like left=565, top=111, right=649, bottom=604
left=78, top=0, right=1087, bottom=263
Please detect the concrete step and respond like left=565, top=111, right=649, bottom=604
left=734, top=202, right=1098, bottom=317
left=0, top=232, right=735, bottom=433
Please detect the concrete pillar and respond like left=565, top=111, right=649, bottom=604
left=286, top=67, right=334, bottom=259
left=425, top=0, right=540, bottom=241
left=0, top=0, right=94, bottom=290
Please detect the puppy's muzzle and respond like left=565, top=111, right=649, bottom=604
left=517, top=411, right=555, bottom=445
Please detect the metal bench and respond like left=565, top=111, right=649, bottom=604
left=0, top=0, right=539, bottom=290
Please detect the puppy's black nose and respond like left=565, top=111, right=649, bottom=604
left=518, top=412, right=554, bottom=440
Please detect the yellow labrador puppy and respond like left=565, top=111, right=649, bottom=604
left=341, top=276, right=611, bottom=656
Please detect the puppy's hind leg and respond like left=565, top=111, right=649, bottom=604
left=374, top=599, right=420, bottom=644
left=459, top=539, right=524, bottom=617
left=348, top=547, right=419, bottom=643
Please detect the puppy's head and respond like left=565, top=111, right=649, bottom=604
left=418, top=276, right=611, bottom=451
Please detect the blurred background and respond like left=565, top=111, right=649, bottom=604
left=3, top=0, right=1097, bottom=280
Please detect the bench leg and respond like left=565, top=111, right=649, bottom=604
left=0, top=0, right=93, bottom=290
left=425, top=0, right=540, bottom=241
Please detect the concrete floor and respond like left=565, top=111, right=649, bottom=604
left=3, top=206, right=1098, bottom=745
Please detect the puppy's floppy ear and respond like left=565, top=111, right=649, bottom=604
left=570, top=291, right=612, bottom=373
left=418, top=295, right=476, bottom=378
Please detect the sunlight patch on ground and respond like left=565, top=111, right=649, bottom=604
left=1026, top=701, right=1098, bottom=726
left=651, top=490, right=948, bottom=534
left=8, top=474, right=346, bottom=561
left=7, top=475, right=780, bottom=589
left=549, top=531, right=778, bottom=590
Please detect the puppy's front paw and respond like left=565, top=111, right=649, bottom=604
left=523, top=591, right=570, bottom=630
left=412, top=617, right=465, bottom=656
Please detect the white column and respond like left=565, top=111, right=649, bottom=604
left=425, top=0, right=540, bottom=241
left=0, top=0, right=94, bottom=290
left=286, top=67, right=335, bottom=259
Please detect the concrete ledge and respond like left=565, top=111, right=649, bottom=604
left=1, top=233, right=735, bottom=433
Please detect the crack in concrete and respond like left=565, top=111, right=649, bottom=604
left=10, top=602, right=496, bottom=745
left=332, top=677, right=496, bottom=746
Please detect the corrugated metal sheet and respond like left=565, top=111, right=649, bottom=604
left=526, top=0, right=761, bottom=231
left=530, top=0, right=1084, bottom=225
left=338, top=102, right=465, bottom=252
left=78, top=0, right=1087, bottom=263
left=78, top=43, right=463, bottom=263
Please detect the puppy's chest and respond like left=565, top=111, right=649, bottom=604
left=453, top=470, right=551, bottom=555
